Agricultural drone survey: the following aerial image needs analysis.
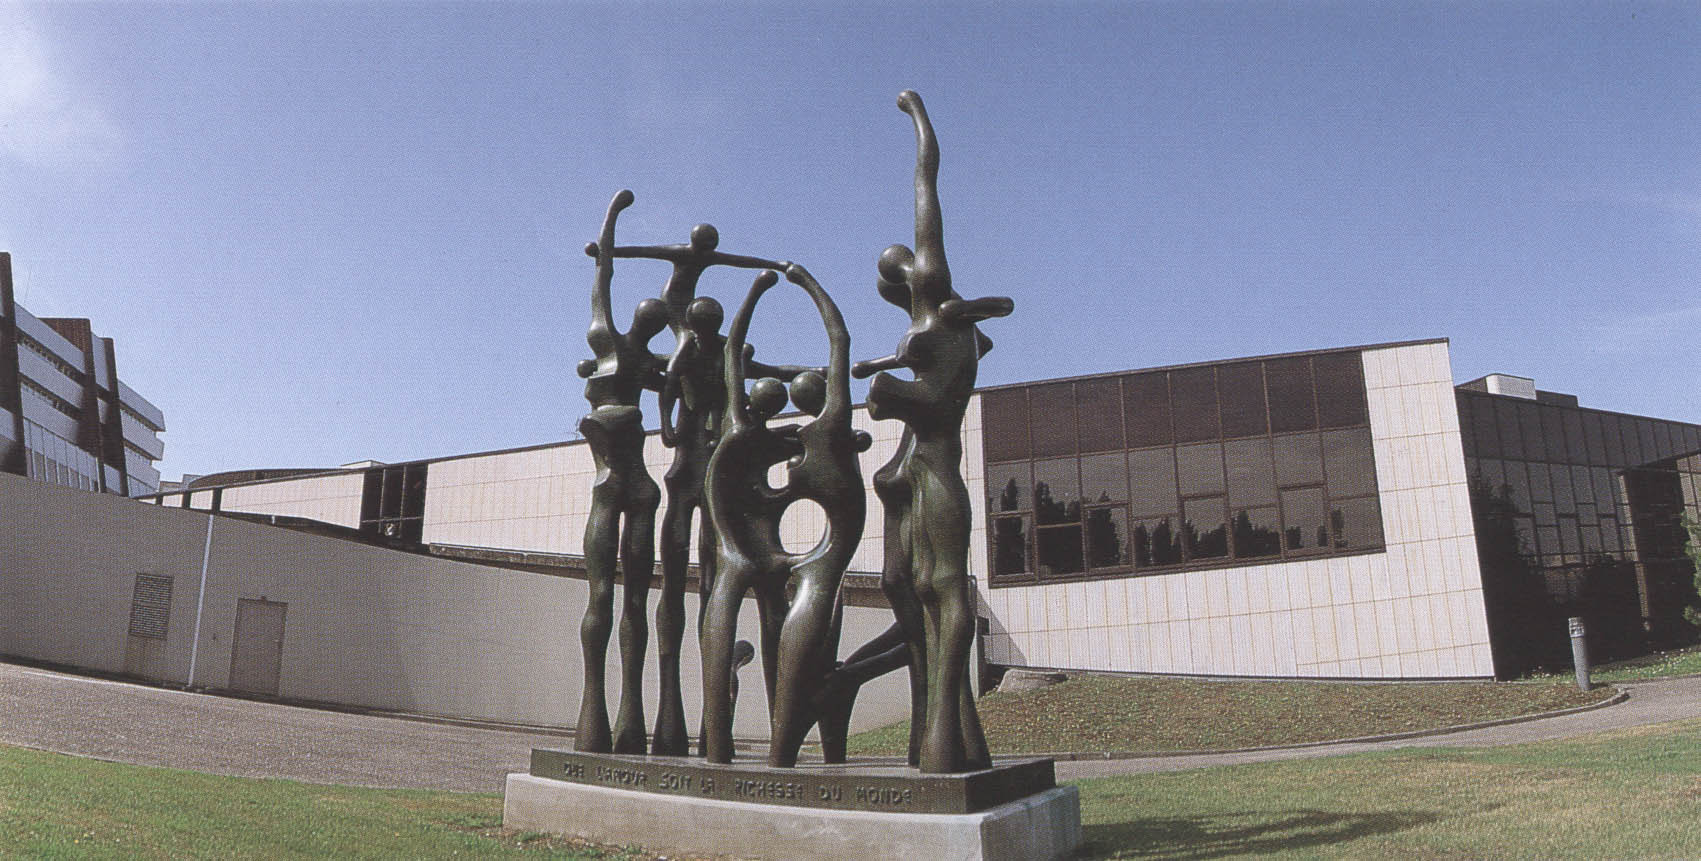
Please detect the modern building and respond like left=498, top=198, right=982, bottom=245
left=138, top=337, right=1700, bottom=682
left=0, top=252, right=167, bottom=496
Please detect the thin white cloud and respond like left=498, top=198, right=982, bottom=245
left=0, top=2, right=119, bottom=168
left=1592, top=304, right=1701, bottom=349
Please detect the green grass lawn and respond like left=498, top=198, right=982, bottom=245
left=0, top=744, right=662, bottom=860
left=1074, top=717, right=1701, bottom=859
left=5, top=714, right=1700, bottom=858
left=1587, top=643, right=1701, bottom=682
left=845, top=674, right=1610, bottom=756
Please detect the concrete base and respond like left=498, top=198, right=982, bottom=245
left=503, top=772, right=1082, bottom=861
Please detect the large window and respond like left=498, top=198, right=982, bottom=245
left=984, top=350, right=1385, bottom=586
left=1459, top=390, right=1701, bottom=568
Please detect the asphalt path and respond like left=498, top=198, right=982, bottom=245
left=3, top=659, right=1698, bottom=792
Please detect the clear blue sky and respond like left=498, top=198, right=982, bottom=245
left=2, top=2, right=1697, bottom=481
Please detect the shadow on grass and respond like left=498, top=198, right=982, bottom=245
left=1078, top=807, right=1450, bottom=859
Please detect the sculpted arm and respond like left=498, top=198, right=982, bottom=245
left=584, top=190, right=635, bottom=359
left=897, top=90, right=950, bottom=302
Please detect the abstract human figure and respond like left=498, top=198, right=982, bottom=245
left=589, top=221, right=785, bottom=756
left=575, top=189, right=670, bottom=754
left=765, top=263, right=869, bottom=767
left=852, top=90, right=1013, bottom=774
left=699, top=265, right=867, bottom=766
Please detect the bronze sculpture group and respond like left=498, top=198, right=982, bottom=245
left=572, top=91, right=1011, bottom=774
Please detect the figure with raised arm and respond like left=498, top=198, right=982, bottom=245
left=587, top=218, right=787, bottom=756
left=656, top=294, right=814, bottom=756
left=764, top=263, right=869, bottom=767
left=697, top=269, right=800, bottom=763
left=574, top=189, right=670, bottom=754
left=852, top=90, right=1013, bottom=774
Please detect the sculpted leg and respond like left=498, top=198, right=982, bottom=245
left=612, top=495, right=657, bottom=754
left=576, top=500, right=618, bottom=752
left=769, top=568, right=840, bottom=767
left=699, top=564, right=748, bottom=764
left=652, top=489, right=694, bottom=755
left=881, top=508, right=928, bottom=766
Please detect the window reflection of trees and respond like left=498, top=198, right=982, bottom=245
left=982, top=349, right=1388, bottom=586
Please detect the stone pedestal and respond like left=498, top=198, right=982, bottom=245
left=502, top=750, right=1081, bottom=861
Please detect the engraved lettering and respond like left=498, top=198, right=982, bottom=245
left=561, top=762, right=585, bottom=779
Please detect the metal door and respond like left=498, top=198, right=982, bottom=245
left=229, top=598, right=286, bottom=695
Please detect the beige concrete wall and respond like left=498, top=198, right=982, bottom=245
left=0, top=473, right=909, bottom=736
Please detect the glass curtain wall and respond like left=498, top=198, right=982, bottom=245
left=1459, top=390, right=1701, bottom=669
left=983, top=350, right=1386, bottom=586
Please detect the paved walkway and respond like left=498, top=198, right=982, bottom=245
left=4, top=659, right=1698, bottom=792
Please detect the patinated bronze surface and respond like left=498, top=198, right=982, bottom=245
left=591, top=218, right=787, bottom=757
left=571, top=90, right=1012, bottom=777
left=698, top=264, right=866, bottom=767
left=575, top=189, right=668, bottom=754
left=850, top=90, right=1012, bottom=773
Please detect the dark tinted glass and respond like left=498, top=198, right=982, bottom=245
left=992, top=516, right=1029, bottom=577
left=1654, top=422, right=1675, bottom=460
left=1081, top=452, right=1128, bottom=504
left=1533, top=502, right=1556, bottom=527
left=1218, top=362, right=1268, bottom=438
left=1563, top=411, right=1588, bottom=464
left=1527, top=462, right=1553, bottom=503
left=1469, top=395, right=1503, bottom=458
left=1618, top=416, right=1643, bottom=464
left=1224, top=437, right=1277, bottom=507
left=1592, top=468, right=1616, bottom=511
left=1314, top=352, right=1368, bottom=428
left=1272, top=432, right=1324, bottom=487
left=1550, top=464, right=1574, bottom=509
left=1321, top=428, right=1378, bottom=498
left=1637, top=419, right=1657, bottom=464
left=1538, top=405, right=1566, bottom=462
left=1602, top=415, right=1626, bottom=466
left=986, top=462, right=1031, bottom=513
left=1036, top=524, right=1084, bottom=576
left=1028, top=382, right=1077, bottom=457
left=1517, top=401, right=1547, bottom=462
left=1033, top=457, right=1080, bottom=524
left=1330, top=497, right=1383, bottom=549
left=1582, top=413, right=1606, bottom=464
left=1133, top=516, right=1183, bottom=567
left=1128, top=447, right=1179, bottom=516
left=1086, top=507, right=1128, bottom=569
left=1123, top=372, right=1173, bottom=448
left=1495, top=399, right=1525, bottom=460
left=1176, top=442, right=1225, bottom=497
left=1682, top=425, right=1700, bottom=455
left=1170, top=366, right=1220, bottom=442
left=1600, top=517, right=1621, bottom=553
left=1570, top=465, right=1594, bottom=505
left=1281, top=486, right=1328, bottom=552
left=1266, top=356, right=1317, bottom=433
left=1182, top=496, right=1229, bottom=559
left=1502, top=461, right=1532, bottom=512
left=1075, top=377, right=1125, bottom=452
left=1232, top=506, right=1281, bottom=558
left=1456, top=394, right=1477, bottom=457
left=981, top=388, right=1030, bottom=462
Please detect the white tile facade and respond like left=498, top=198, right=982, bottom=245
left=976, top=342, right=1497, bottom=678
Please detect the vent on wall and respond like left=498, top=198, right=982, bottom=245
left=128, top=573, right=173, bottom=639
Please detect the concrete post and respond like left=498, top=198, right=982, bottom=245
left=1568, top=616, right=1592, bottom=692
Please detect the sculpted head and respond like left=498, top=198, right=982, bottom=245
left=748, top=377, right=788, bottom=421
left=690, top=223, right=720, bottom=253
left=789, top=371, right=827, bottom=417
left=686, top=296, right=724, bottom=337
left=631, top=298, right=669, bottom=341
